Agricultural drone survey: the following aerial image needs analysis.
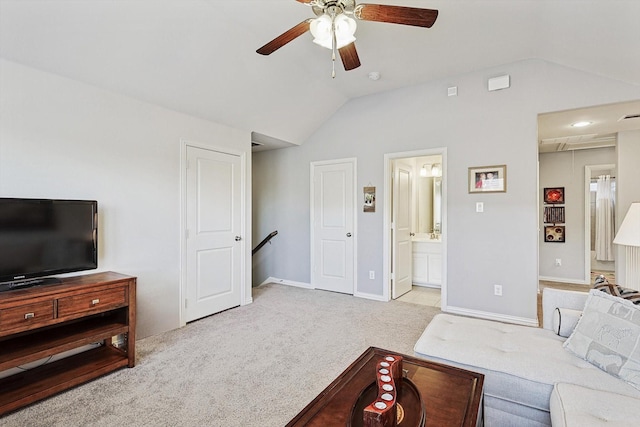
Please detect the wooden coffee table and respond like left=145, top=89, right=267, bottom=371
left=287, top=347, right=484, bottom=427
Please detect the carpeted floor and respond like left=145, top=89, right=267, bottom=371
left=2, top=283, right=440, bottom=427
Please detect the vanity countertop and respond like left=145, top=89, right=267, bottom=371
left=412, top=234, right=442, bottom=243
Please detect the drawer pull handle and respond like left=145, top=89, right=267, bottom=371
left=24, top=312, right=35, bottom=319
left=91, top=299, right=100, bottom=306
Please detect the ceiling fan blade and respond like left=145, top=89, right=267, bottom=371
left=356, top=4, right=438, bottom=28
left=256, top=19, right=312, bottom=55
left=339, top=43, right=361, bottom=71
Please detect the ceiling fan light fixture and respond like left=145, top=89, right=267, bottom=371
left=311, top=13, right=356, bottom=50
left=310, top=14, right=332, bottom=47
left=334, top=14, right=357, bottom=43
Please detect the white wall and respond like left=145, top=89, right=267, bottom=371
left=538, top=147, right=616, bottom=282
left=616, top=130, right=640, bottom=286
left=0, top=59, right=252, bottom=339
left=253, top=59, right=640, bottom=324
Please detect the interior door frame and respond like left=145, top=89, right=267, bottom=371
left=383, top=148, right=447, bottom=305
left=584, top=163, right=616, bottom=285
left=179, top=140, right=248, bottom=327
left=310, top=157, right=358, bottom=294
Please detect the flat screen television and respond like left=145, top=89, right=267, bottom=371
left=0, top=198, right=98, bottom=291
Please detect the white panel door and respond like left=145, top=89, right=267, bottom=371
left=392, top=160, right=413, bottom=299
left=185, top=145, right=242, bottom=322
left=312, top=160, right=355, bottom=294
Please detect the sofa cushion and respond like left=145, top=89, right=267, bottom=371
left=564, top=289, right=640, bottom=390
left=414, top=314, right=640, bottom=414
left=552, top=307, right=582, bottom=338
left=550, top=382, right=640, bottom=427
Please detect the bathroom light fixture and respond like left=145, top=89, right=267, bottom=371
left=571, top=121, right=592, bottom=128
left=431, top=164, right=441, bottom=177
left=420, top=165, right=428, bottom=177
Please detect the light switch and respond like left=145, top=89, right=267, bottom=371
left=476, top=202, right=484, bottom=213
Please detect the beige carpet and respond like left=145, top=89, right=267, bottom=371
left=2, top=283, right=440, bottom=427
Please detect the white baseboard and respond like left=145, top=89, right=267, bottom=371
left=413, top=283, right=441, bottom=289
left=354, top=291, right=387, bottom=302
left=259, top=277, right=389, bottom=302
left=444, top=305, right=539, bottom=327
left=539, top=276, right=589, bottom=285
left=260, top=277, right=314, bottom=289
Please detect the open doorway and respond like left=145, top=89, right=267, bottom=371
left=585, top=164, right=616, bottom=284
left=382, top=148, right=447, bottom=309
left=536, top=101, right=639, bottom=289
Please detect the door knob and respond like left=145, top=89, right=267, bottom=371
left=235, top=236, right=242, bottom=241
left=410, top=232, right=415, bottom=236
left=346, top=233, right=352, bottom=237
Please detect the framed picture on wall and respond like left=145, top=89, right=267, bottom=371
left=543, top=206, right=565, bottom=223
left=544, top=187, right=565, bottom=204
left=544, top=225, right=565, bottom=243
left=363, top=186, right=375, bottom=212
left=468, top=165, right=507, bottom=193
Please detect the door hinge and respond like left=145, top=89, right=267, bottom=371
left=391, top=272, right=395, bottom=280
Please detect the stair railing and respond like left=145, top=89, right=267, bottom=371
left=252, top=230, right=278, bottom=255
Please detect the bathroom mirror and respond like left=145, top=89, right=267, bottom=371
left=433, top=177, right=442, bottom=233
left=416, top=174, right=442, bottom=235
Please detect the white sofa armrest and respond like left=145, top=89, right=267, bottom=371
left=542, top=288, right=588, bottom=331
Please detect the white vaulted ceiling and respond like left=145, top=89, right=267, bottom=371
left=1, top=0, right=639, bottom=146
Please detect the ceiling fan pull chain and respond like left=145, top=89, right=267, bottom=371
left=331, top=32, right=337, bottom=78
left=331, top=55, right=336, bottom=78
left=331, top=10, right=337, bottom=78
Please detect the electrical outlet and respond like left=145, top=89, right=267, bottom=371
left=476, top=202, right=484, bottom=213
left=494, top=284, right=503, bottom=296
left=555, top=258, right=562, bottom=266
left=369, top=271, right=375, bottom=280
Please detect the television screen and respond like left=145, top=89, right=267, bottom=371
left=0, top=198, right=98, bottom=288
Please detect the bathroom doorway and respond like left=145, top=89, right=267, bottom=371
left=382, top=148, right=447, bottom=308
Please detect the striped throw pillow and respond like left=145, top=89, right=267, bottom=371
left=594, top=283, right=640, bottom=305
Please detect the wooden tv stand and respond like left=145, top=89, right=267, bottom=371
left=0, top=271, right=136, bottom=416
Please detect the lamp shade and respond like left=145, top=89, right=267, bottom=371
left=334, top=14, right=356, bottom=47
left=310, top=14, right=332, bottom=48
left=614, top=202, right=640, bottom=247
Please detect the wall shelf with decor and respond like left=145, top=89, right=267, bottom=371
left=543, top=187, right=566, bottom=242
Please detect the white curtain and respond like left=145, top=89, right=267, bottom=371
left=595, top=175, right=615, bottom=261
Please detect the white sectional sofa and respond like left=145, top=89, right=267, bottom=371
left=413, top=287, right=640, bottom=426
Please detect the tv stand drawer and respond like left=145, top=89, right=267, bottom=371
left=0, top=300, right=55, bottom=333
left=57, top=286, right=127, bottom=318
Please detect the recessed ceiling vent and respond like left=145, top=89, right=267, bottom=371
left=620, top=113, right=640, bottom=121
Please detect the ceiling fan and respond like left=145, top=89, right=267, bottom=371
left=256, top=0, right=438, bottom=77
